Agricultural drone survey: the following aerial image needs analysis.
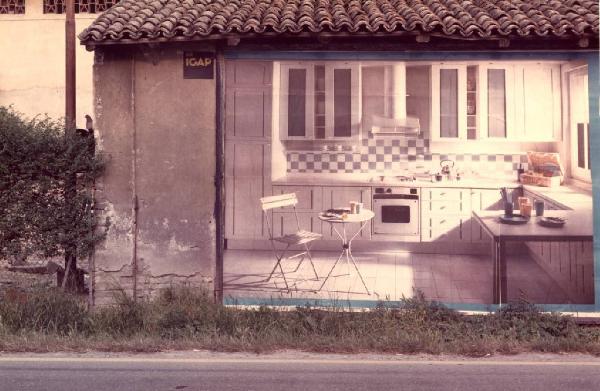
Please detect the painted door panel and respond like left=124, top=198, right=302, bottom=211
left=224, top=60, right=273, bottom=240
left=225, top=89, right=272, bottom=139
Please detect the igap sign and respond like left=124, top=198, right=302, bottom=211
left=183, top=52, right=215, bottom=79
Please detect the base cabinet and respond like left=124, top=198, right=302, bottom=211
left=272, top=185, right=322, bottom=212
left=322, top=186, right=372, bottom=239
left=421, top=215, right=471, bottom=242
left=421, top=188, right=471, bottom=243
left=271, top=212, right=322, bottom=237
left=270, top=185, right=323, bottom=237
left=526, top=241, right=594, bottom=303
left=470, top=189, right=505, bottom=243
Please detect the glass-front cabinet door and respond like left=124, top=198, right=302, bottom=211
left=431, top=64, right=467, bottom=140
left=279, top=62, right=360, bottom=141
left=279, top=63, right=314, bottom=140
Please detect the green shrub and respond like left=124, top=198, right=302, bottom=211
left=0, top=105, right=107, bottom=265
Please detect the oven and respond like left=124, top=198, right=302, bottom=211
left=372, top=187, right=420, bottom=236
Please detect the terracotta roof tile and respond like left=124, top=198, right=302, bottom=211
left=79, top=0, right=599, bottom=43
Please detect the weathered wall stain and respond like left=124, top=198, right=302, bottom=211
left=92, top=47, right=217, bottom=305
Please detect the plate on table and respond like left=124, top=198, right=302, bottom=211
left=498, top=214, right=530, bottom=225
left=538, top=216, right=566, bottom=228
left=321, top=208, right=350, bottom=219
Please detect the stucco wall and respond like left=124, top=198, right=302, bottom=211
left=93, top=47, right=216, bottom=304
left=0, top=0, right=94, bottom=124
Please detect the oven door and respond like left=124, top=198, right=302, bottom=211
left=373, top=197, right=419, bottom=235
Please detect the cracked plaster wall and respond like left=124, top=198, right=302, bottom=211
left=93, top=47, right=216, bottom=305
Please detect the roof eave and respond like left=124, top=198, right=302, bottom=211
left=80, top=31, right=600, bottom=51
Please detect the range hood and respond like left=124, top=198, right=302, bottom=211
left=369, top=114, right=420, bottom=136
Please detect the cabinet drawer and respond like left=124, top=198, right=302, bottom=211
left=272, top=185, right=322, bottom=212
left=421, top=188, right=466, bottom=201
left=421, top=200, right=470, bottom=216
left=421, top=216, right=470, bottom=242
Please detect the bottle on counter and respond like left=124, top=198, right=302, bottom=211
left=517, top=164, right=525, bottom=182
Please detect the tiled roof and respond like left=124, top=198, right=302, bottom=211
left=79, top=0, right=599, bottom=44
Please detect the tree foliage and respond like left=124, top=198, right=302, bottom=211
left=0, top=106, right=107, bottom=263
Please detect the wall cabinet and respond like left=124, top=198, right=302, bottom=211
left=278, top=62, right=360, bottom=141
left=514, top=64, right=562, bottom=141
left=431, top=62, right=562, bottom=142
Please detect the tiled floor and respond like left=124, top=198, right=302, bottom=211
left=223, top=249, right=570, bottom=306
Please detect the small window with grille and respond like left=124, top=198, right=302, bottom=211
left=0, top=0, right=25, bottom=14
left=43, top=0, right=116, bottom=14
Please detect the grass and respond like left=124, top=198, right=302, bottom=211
left=0, top=287, right=599, bottom=356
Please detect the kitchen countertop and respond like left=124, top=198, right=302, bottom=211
left=273, top=173, right=522, bottom=189
left=274, top=174, right=593, bottom=212
left=523, top=183, right=593, bottom=211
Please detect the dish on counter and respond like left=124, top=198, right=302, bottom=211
left=538, top=216, right=566, bottom=228
left=498, top=214, right=530, bottom=225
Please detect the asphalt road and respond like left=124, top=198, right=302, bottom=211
left=1, top=355, right=600, bottom=391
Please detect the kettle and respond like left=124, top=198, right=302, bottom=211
left=440, top=159, right=455, bottom=178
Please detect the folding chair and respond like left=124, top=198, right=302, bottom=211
left=260, top=193, right=321, bottom=290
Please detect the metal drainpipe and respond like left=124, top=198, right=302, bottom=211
left=214, top=46, right=225, bottom=304
left=131, top=54, right=139, bottom=302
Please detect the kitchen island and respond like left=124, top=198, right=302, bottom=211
left=472, top=210, right=594, bottom=305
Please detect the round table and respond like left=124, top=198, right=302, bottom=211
left=318, top=209, right=375, bottom=294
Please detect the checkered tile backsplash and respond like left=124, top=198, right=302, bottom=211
left=286, top=134, right=528, bottom=177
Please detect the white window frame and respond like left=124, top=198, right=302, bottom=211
left=278, top=61, right=360, bottom=141
left=431, top=63, right=467, bottom=141
left=567, top=66, right=591, bottom=182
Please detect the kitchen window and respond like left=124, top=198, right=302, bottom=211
left=278, top=62, right=360, bottom=140
left=568, top=67, right=591, bottom=182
